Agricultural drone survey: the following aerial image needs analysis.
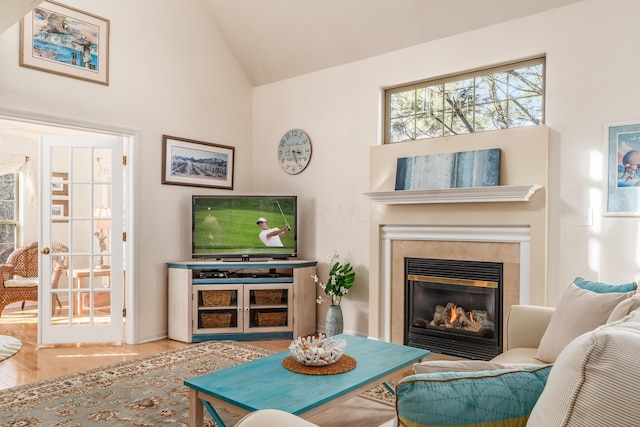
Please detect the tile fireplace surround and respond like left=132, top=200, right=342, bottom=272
left=378, top=225, right=531, bottom=345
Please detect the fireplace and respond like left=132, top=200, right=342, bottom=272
left=405, top=257, right=503, bottom=360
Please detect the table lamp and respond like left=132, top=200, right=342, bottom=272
left=94, top=206, right=111, bottom=270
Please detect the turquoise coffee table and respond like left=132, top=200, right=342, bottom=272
left=184, top=334, right=430, bottom=427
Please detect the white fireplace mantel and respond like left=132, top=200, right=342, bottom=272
left=364, top=184, right=542, bottom=205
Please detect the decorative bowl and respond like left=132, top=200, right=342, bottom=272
left=289, top=333, right=346, bottom=366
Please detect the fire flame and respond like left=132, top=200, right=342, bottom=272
left=449, top=304, right=458, bottom=323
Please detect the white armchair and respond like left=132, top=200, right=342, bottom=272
left=489, top=304, right=555, bottom=364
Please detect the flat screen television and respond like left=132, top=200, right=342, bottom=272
left=192, top=195, right=297, bottom=260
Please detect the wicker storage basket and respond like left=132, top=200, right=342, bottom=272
left=257, top=311, right=287, bottom=327
left=202, top=290, right=232, bottom=306
left=254, top=289, right=283, bottom=305
left=201, top=312, right=232, bottom=328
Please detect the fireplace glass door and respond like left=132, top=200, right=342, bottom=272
left=405, top=258, right=503, bottom=360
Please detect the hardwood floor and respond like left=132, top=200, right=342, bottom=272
left=0, top=306, right=398, bottom=426
left=0, top=307, right=183, bottom=389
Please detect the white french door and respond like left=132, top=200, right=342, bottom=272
left=39, top=135, right=125, bottom=345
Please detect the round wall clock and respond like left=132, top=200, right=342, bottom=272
left=278, top=129, right=312, bottom=175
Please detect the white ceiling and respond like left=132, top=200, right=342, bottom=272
left=202, top=0, right=582, bottom=86
left=0, top=0, right=41, bottom=37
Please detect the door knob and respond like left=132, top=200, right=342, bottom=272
left=41, top=247, right=50, bottom=254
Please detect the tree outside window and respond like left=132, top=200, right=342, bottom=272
left=0, top=173, right=18, bottom=263
left=386, top=58, right=544, bottom=144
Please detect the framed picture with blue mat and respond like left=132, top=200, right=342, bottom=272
left=19, top=1, right=110, bottom=85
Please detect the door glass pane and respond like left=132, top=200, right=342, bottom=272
left=85, top=292, right=112, bottom=323
left=71, top=183, right=91, bottom=217
left=94, top=149, right=111, bottom=182
left=50, top=146, right=69, bottom=174
left=48, top=147, right=113, bottom=327
left=72, top=147, right=91, bottom=181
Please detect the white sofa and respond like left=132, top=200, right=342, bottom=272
left=236, top=279, right=640, bottom=427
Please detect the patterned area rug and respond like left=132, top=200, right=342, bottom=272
left=0, top=335, right=21, bottom=362
left=360, top=380, right=396, bottom=407
left=0, top=340, right=395, bottom=426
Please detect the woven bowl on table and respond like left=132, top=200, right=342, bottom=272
left=288, top=333, right=346, bottom=366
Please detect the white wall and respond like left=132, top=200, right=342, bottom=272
left=0, top=0, right=254, bottom=342
left=252, top=0, right=640, bottom=336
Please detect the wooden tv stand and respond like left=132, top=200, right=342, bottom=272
left=167, top=260, right=317, bottom=342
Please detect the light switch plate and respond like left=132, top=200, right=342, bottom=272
left=580, top=209, right=593, bottom=226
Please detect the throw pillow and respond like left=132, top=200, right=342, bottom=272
left=395, top=365, right=552, bottom=427
left=572, top=277, right=636, bottom=293
left=527, top=309, right=640, bottom=426
left=534, top=278, right=636, bottom=363
left=607, top=294, right=640, bottom=323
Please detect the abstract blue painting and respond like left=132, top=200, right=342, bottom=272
left=395, top=148, right=501, bottom=190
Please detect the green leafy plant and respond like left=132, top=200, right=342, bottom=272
left=312, top=252, right=356, bottom=306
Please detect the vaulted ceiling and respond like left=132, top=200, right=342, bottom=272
left=2, top=0, right=582, bottom=87
left=202, top=0, right=583, bottom=86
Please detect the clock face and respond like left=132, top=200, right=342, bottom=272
left=278, top=129, right=312, bottom=175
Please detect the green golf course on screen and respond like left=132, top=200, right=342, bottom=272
left=192, top=195, right=297, bottom=259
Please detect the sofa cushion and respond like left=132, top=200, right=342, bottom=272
left=534, top=278, right=636, bottom=363
left=413, top=360, right=538, bottom=375
left=395, top=365, right=552, bottom=427
left=4, top=277, right=39, bottom=288
left=527, top=309, right=640, bottom=426
left=490, top=347, right=540, bottom=365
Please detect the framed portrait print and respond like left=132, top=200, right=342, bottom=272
left=51, top=199, right=68, bottom=217
left=161, top=135, right=235, bottom=190
left=51, top=172, right=68, bottom=196
left=20, top=1, right=110, bottom=85
left=605, top=121, right=640, bottom=216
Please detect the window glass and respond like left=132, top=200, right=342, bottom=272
left=0, top=173, right=17, bottom=263
left=385, top=57, right=545, bottom=143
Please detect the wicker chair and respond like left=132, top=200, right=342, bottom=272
left=0, top=242, right=69, bottom=316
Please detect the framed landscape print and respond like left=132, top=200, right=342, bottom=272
left=605, top=121, right=640, bottom=216
left=162, top=135, right=235, bottom=190
left=19, top=1, right=110, bottom=85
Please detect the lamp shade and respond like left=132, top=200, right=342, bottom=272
left=94, top=206, right=111, bottom=230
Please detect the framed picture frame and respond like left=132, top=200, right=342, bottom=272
left=162, top=135, right=235, bottom=190
left=51, top=172, right=68, bottom=196
left=605, top=121, right=640, bottom=216
left=19, top=0, right=110, bottom=85
left=51, top=199, right=68, bottom=217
